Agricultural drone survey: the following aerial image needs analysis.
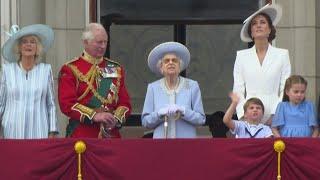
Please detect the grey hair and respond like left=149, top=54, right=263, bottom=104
left=82, top=23, right=106, bottom=41
left=14, top=35, right=43, bottom=63
left=156, top=53, right=184, bottom=74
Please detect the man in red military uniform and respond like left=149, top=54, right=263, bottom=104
left=58, top=23, right=131, bottom=138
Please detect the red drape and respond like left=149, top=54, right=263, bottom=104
left=0, top=138, right=319, bottom=180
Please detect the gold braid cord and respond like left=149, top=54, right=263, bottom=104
left=67, top=64, right=118, bottom=105
left=77, top=65, right=98, bottom=101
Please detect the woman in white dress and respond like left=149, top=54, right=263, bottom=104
left=233, top=4, right=291, bottom=125
left=142, top=42, right=205, bottom=138
left=0, top=24, right=58, bottom=139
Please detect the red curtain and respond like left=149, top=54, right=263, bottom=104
left=0, top=138, right=319, bottom=180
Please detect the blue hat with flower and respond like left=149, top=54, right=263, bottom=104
left=2, top=24, right=54, bottom=62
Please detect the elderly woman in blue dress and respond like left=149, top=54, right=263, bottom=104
left=0, top=24, right=58, bottom=139
left=142, top=42, right=206, bottom=138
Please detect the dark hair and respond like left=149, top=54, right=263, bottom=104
left=247, top=12, right=276, bottom=42
left=282, top=75, right=308, bottom=102
left=243, top=98, right=265, bottom=113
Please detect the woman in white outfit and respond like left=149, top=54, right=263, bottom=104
left=233, top=4, right=291, bottom=125
left=0, top=24, right=58, bottom=139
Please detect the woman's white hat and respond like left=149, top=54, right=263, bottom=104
left=240, top=4, right=282, bottom=42
left=2, top=24, right=54, bottom=62
left=147, top=42, right=190, bottom=76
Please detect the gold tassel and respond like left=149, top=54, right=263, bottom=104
left=74, top=140, right=87, bottom=180
left=273, top=140, right=285, bottom=180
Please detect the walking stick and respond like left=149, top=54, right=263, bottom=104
left=164, top=115, right=169, bottom=139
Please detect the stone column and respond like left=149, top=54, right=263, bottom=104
left=316, top=1, right=320, bottom=106
left=45, top=0, right=87, bottom=136
left=19, top=0, right=45, bottom=26
left=276, top=0, right=317, bottom=103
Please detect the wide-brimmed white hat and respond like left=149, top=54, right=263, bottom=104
left=240, top=4, right=282, bottom=42
left=2, top=24, right=54, bottom=62
left=147, top=42, right=190, bottom=76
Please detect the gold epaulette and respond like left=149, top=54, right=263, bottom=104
left=104, top=58, right=121, bottom=66
left=64, top=57, right=79, bottom=65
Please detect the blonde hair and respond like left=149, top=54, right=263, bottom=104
left=14, top=35, right=43, bottom=63
left=243, top=97, right=265, bottom=113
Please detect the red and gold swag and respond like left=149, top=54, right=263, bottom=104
left=58, top=51, right=131, bottom=138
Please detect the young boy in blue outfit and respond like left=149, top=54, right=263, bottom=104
left=223, top=92, right=273, bottom=138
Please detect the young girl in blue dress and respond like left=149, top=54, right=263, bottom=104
left=272, top=75, right=319, bottom=137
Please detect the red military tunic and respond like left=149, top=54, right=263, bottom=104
left=58, top=51, right=131, bottom=138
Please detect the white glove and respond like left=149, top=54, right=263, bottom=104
left=167, top=104, right=179, bottom=117
left=158, top=107, right=168, bottom=117
left=170, top=104, right=185, bottom=116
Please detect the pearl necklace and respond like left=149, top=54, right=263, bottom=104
left=164, top=76, right=180, bottom=91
